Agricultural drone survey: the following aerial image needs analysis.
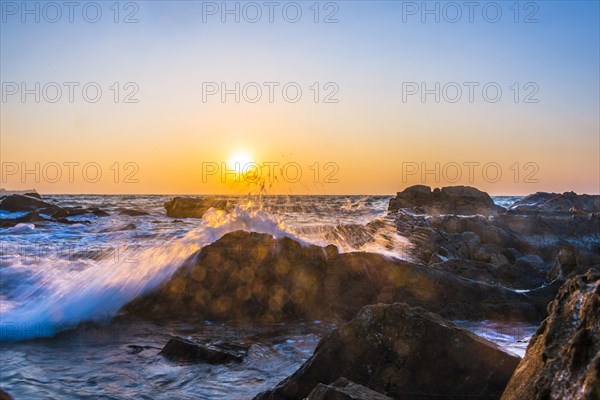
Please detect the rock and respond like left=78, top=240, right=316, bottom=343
left=388, top=185, right=505, bottom=216
left=164, top=197, right=228, bottom=218
left=501, top=270, right=600, bottom=400
left=0, top=194, right=64, bottom=214
left=0, top=388, right=14, bottom=400
left=398, top=210, right=600, bottom=267
left=0, top=211, right=91, bottom=228
left=307, top=378, right=393, bottom=400
left=547, top=246, right=600, bottom=281
left=23, top=191, right=42, bottom=199
left=255, top=303, right=520, bottom=400
left=159, top=337, right=244, bottom=364
left=118, top=208, right=150, bottom=216
left=510, top=191, right=600, bottom=213
left=122, top=231, right=546, bottom=323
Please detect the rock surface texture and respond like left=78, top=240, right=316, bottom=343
left=255, top=303, right=520, bottom=400
left=501, top=270, right=600, bottom=400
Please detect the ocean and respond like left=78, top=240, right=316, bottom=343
left=0, top=194, right=535, bottom=399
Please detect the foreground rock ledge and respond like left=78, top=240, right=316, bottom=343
left=254, top=303, right=520, bottom=400
left=501, top=270, right=600, bottom=400
left=122, top=231, right=548, bottom=323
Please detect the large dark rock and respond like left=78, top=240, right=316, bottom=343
left=159, top=336, right=244, bottom=364
left=122, top=231, right=547, bottom=323
left=164, top=197, right=228, bottom=218
left=501, top=270, right=600, bottom=400
left=0, top=388, right=13, bottom=400
left=510, top=191, right=600, bottom=213
left=307, top=378, right=393, bottom=400
left=0, top=194, right=64, bottom=214
left=255, top=303, right=520, bottom=400
left=388, top=185, right=505, bottom=216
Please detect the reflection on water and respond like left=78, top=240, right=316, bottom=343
left=0, top=320, right=333, bottom=400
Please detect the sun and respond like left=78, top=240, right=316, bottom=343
left=227, top=150, right=254, bottom=174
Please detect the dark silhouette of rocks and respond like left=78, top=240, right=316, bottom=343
left=388, top=185, right=505, bottom=215
left=164, top=197, right=228, bottom=218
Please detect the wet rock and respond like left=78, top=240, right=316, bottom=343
left=397, top=210, right=600, bottom=270
left=510, top=191, right=600, bottom=213
left=159, top=336, right=244, bottom=364
left=122, top=231, right=546, bottom=323
left=118, top=208, right=150, bottom=216
left=501, top=270, right=600, bottom=400
left=0, top=388, right=14, bottom=400
left=0, top=211, right=91, bottom=228
left=388, top=185, right=505, bottom=216
left=255, top=303, right=520, bottom=400
left=0, top=194, right=64, bottom=214
left=547, top=245, right=600, bottom=281
left=164, top=197, right=228, bottom=218
left=307, top=378, right=393, bottom=400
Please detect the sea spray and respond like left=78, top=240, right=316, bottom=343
left=0, top=203, right=302, bottom=341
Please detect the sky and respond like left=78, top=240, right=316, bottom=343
left=1, top=0, right=599, bottom=195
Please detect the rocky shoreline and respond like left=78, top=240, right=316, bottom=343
left=1, top=186, right=599, bottom=399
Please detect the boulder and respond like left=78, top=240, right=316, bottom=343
left=122, top=231, right=546, bottom=323
left=307, top=378, right=393, bottom=400
left=159, top=336, right=244, bottom=364
left=0, top=194, right=64, bottom=214
left=501, top=270, right=600, bottom=400
left=388, top=185, right=505, bottom=216
left=255, top=303, right=520, bottom=400
left=164, top=197, right=228, bottom=218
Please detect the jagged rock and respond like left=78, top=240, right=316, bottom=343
left=164, top=197, right=228, bottom=218
left=398, top=210, right=600, bottom=267
left=255, top=303, right=520, bottom=400
left=307, top=378, right=393, bottom=400
left=122, top=231, right=547, bottom=323
left=388, top=185, right=505, bottom=216
left=501, top=270, right=600, bottom=400
left=510, top=191, right=600, bottom=213
left=159, top=337, right=244, bottom=364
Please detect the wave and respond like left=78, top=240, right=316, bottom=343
left=0, top=205, right=302, bottom=342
